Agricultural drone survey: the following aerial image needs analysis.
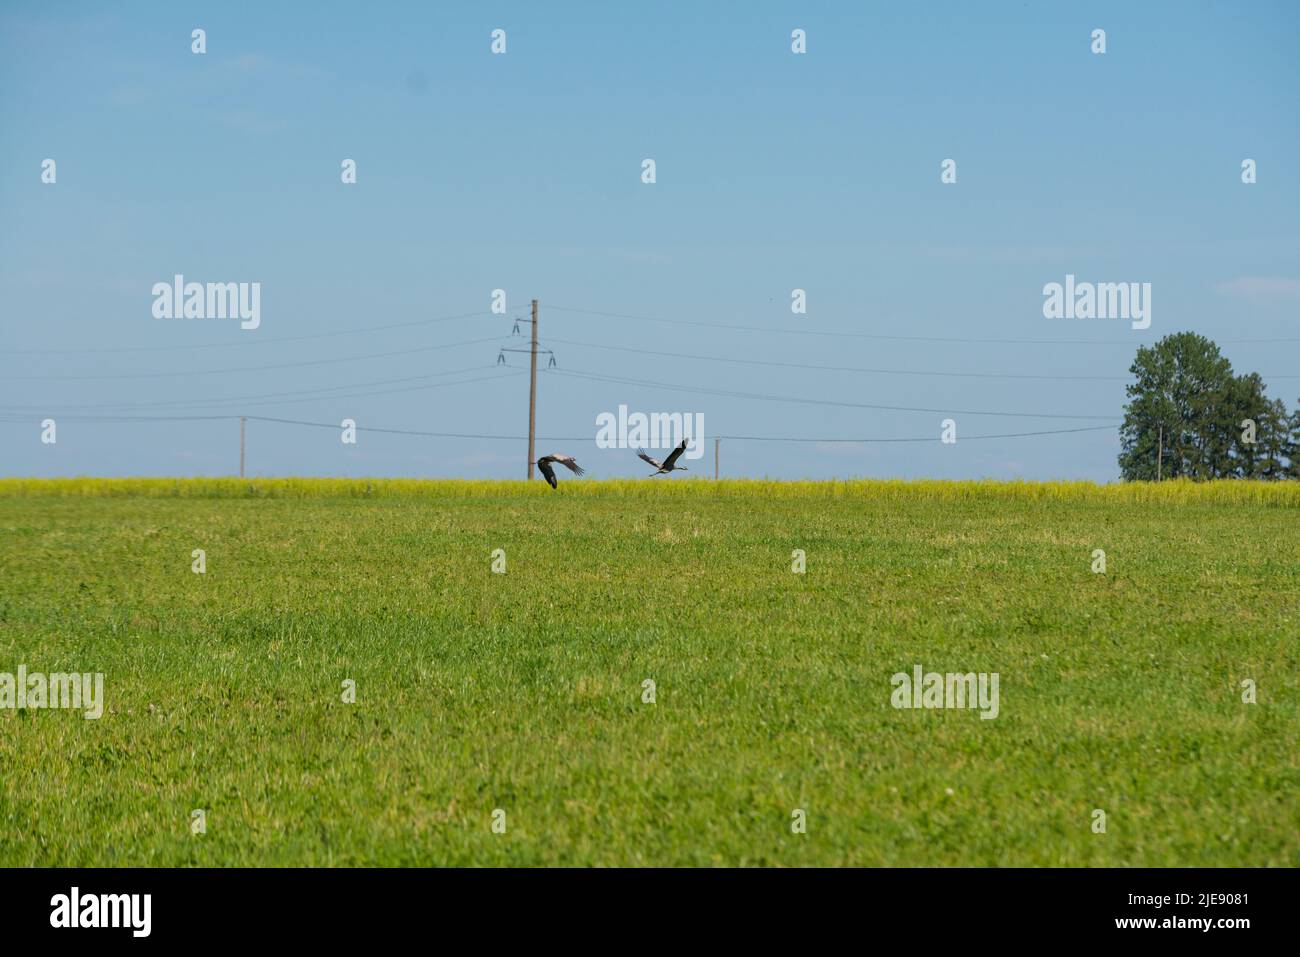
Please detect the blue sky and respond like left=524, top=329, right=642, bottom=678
left=2, top=1, right=1297, bottom=480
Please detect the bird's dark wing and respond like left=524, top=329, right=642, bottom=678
left=537, top=459, right=558, bottom=488
left=662, top=439, right=688, bottom=470
left=636, top=449, right=662, bottom=469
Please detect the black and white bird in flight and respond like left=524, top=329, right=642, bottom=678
left=535, top=454, right=585, bottom=489
left=637, top=440, right=690, bottom=475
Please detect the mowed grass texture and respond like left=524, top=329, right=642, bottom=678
left=0, top=478, right=1297, bottom=866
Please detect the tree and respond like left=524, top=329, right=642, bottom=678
left=1119, top=333, right=1235, bottom=480
left=1288, top=401, right=1300, bottom=479
left=1259, top=396, right=1292, bottom=479
left=1119, top=333, right=1296, bottom=480
left=1232, top=379, right=1294, bottom=481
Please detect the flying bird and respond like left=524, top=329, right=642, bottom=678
left=637, top=440, right=690, bottom=475
left=535, top=454, right=585, bottom=489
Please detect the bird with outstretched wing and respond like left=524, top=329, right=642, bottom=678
left=535, top=454, right=585, bottom=489
left=636, top=440, right=689, bottom=475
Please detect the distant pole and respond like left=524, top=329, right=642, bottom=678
left=240, top=416, right=246, bottom=478
left=1157, top=424, right=1163, bottom=481
left=527, top=299, right=538, bottom=479
left=715, top=437, right=720, bottom=480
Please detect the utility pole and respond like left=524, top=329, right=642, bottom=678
left=715, top=437, right=720, bottom=480
left=527, top=299, right=538, bottom=479
left=1156, top=424, right=1163, bottom=481
left=240, top=416, right=246, bottom=478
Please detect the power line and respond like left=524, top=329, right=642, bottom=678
left=3, top=335, right=508, bottom=381
left=0, top=370, right=527, bottom=415
left=240, top=414, right=583, bottom=442
left=544, top=336, right=1133, bottom=382
left=217, top=369, right=527, bottom=409
left=3, top=365, right=510, bottom=412
left=544, top=366, right=1121, bottom=421
left=0, top=310, right=501, bottom=356
left=0, top=295, right=1145, bottom=478
left=0, top=410, right=590, bottom=442
left=716, top=425, right=1116, bottom=442
left=0, top=411, right=1112, bottom=444
left=546, top=304, right=1300, bottom=347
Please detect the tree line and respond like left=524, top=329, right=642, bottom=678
left=1119, top=332, right=1298, bottom=480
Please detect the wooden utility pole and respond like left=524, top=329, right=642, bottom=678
left=527, top=299, right=539, bottom=479
left=1157, top=424, right=1163, bottom=481
left=715, top=437, right=720, bottom=480
left=240, top=416, right=246, bottom=478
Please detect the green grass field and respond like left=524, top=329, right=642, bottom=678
left=1, top=477, right=1297, bottom=866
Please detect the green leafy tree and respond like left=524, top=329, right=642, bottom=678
left=1225, top=373, right=1290, bottom=478
left=1119, top=334, right=1295, bottom=480
left=1119, top=333, right=1235, bottom=480
left=1247, top=394, right=1291, bottom=480
left=1288, top=401, right=1300, bottom=479
left=1264, top=398, right=1292, bottom=478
